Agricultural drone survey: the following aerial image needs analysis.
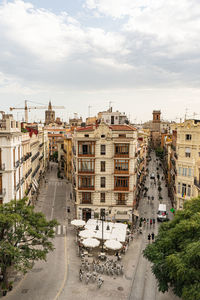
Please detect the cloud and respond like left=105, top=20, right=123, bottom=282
left=85, top=0, right=200, bottom=56
left=0, top=0, right=128, bottom=63
left=0, top=0, right=200, bottom=107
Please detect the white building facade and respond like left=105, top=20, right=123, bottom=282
left=0, top=114, right=49, bottom=204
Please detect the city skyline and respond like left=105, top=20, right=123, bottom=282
left=0, top=0, right=200, bottom=122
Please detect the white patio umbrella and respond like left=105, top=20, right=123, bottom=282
left=82, top=238, right=100, bottom=248
left=71, top=219, right=85, bottom=227
left=104, top=239, right=122, bottom=250
left=79, top=230, right=95, bottom=239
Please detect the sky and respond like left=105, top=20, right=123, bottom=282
left=0, top=0, right=200, bottom=123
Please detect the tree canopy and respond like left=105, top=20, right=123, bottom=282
left=0, top=198, right=58, bottom=291
left=143, top=197, right=200, bottom=300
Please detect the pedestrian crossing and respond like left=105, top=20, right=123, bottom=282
left=53, top=225, right=66, bottom=236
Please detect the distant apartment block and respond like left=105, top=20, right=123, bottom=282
left=175, top=119, right=200, bottom=209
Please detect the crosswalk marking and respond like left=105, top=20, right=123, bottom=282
left=53, top=225, right=66, bottom=236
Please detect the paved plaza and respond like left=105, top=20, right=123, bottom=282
left=4, top=157, right=180, bottom=300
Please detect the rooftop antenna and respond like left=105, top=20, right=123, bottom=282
left=109, top=101, right=113, bottom=111
left=184, top=108, right=188, bottom=121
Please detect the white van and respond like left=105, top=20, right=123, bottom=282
left=157, top=204, right=168, bottom=221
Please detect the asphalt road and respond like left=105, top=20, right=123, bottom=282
left=5, top=163, right=72, bottom=300
left=129, top=150, right=180, bottom=300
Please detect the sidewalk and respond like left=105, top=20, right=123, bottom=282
left=59, top=222, right=144, bottom=300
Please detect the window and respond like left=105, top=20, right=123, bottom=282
left=114, top=176, right=129, bottom=190
left=101, top=135, right=105, bottom=138
left=178, top=167, right=181, bottom=176
left=115, top=144, right=129, bottom=156
left=117, top=193, right=126, bottom=205
left=82, top=145, right=88, bottom=154
left=101, top=161, right=106, bottom=172
left=78, top=176, right=94, bottom=188
left=186, top=134, right=192, bottom=140
left=182, top=183, right=186, bottom=197
left=185, top=148, right=191, bottom=158
left=100, top=192, right=105, bottom=203
left=100, top=208, right=105, bottom=218
left=188, top=168, right=192, bottom=177
left=182, top=168, right=187, bottom=176
left=78, top=142, right=95, bottom=156
left=115, top=160, right=129, bottom=172
left=101, top=177, right=106, bottom=188
left=178, top=182, right=181, bottom=194
left=119, top=134, right=126, bottom=138
left=78, top=159, right=94, bottom=172
left=84, top=134, right=89, bottom=137
left=82, top=192, right=91, bottom=204
left=187, top=185, right=191, bottom=197
left=101, top=145, right=106, bottom=155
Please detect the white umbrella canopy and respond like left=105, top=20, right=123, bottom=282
left=79, top=230, right=95, bottom=239
left=82, top=238, right=100, bottom=248
left=104, top=239, right=122, bottom=250
left=71, top=219, right=85, bottom=227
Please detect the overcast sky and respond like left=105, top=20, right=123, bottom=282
left=0, top=0, right=200, bottom=123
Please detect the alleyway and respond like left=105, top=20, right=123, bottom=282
left=129, top=150, right=179, bottom=300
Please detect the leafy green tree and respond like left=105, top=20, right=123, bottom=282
left=143, top=197, right=200, bottom=300
left=0, top=198, right=58, bottom=291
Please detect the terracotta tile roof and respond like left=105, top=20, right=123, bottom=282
left=109, top=125, right=136, bottom=131
left=76, top=125, right=94, bottom=132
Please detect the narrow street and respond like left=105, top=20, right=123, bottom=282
left=5, top=163, right=74, bottom=300
left=129, top=150, right=179, bottom=300
left=4, top=157, right=180, bottom=300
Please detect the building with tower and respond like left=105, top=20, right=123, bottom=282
left=45, top=101, right=55, bottom=125
left=151, top=110, right=161, bottom=148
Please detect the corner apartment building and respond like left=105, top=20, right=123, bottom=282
left=72, top=122, right=138, bottom=223
left=0, top=114, right=22, bottom=203
left=175, top=119, right=200, bottom=209
left=0, top=114, right=48, bottom=204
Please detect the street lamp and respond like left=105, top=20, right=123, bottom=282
left=100, top=210, right=105, bottom=252
left=106, top=222, right=110, bottom=231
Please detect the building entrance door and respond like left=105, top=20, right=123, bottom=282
left=82, top=208, right=91, bottom=221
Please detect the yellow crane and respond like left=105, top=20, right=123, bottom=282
left=10, top=100, right=65, bottom=123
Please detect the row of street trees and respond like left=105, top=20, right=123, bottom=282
left=143, top=197, right=200, bottom=300
left=0, top=198, right=58, bottom=295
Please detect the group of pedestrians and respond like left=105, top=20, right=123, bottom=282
left=140, top=217, right=156, bottom=227
left=148, top=232, right=155, bottom=243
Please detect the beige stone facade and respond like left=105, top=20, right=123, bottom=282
left=175, top=120, right=200, bottom=209
left=72, top=123, right=138, bottom=223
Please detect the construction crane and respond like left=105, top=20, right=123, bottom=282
left=10, top=100, right=65, bottom=123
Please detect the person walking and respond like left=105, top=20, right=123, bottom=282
left=151, top=232, right=155, bottom=242
left=150, top=219, right=152, bottom=227
left=153, top=218, right=155, bottom=227
left=148, top=233, right=151, bottom=243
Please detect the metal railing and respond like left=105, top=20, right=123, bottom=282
left=0, top=163, right=5, bottom=171
left=194, top=177, right=200, bottom=189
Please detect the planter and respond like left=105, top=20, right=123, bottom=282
left=2, top=291, right=7, bottom=296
